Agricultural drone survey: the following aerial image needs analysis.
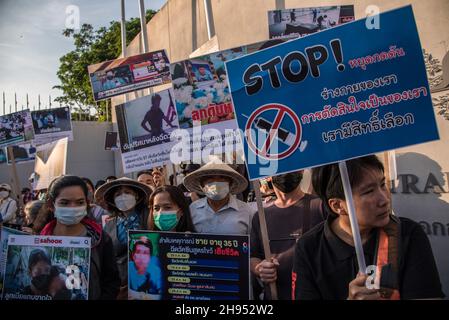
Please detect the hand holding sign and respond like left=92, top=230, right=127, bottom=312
left=226, top=6, right=439, bottom=281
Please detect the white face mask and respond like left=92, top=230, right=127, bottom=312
left=54, top=206, right=87, bottom=225
left=114, top=193, right=137, bottom=211
left=0, top=191, right=9, bottom=199
left=203, top=181, right=230, bottom=201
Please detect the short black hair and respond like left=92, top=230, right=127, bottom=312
left=48, top=175, right=88, bottom=203
left=95, top=180, right=106, bottom=190
left=28, top=249, right=51, bottom=271
left=81, top=177, right=94, bottom=191
left=312, top=155, right=384, bottom=205
left=21, top=187, right=31, bottom=194
left=137, top=170, right=153, bottom=179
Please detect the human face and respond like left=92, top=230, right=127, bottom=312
left=199, top=67, right=206, bottom=75
left=330, top=168, right=391, bottom=231
left=152, top=191, right=181, bottom=219
left=30, top=261, right=51, bottom=278
left=133, top=244, right=151, bottom=272
left=113, top=186, right=138, bottom=199
left=53, top=186, right=87, bottom=209
left=0, top=188, right=9, bottom=199
left=201, top=175, right=231, bottom=187
left=138, top=174, right=155, bottom=188
left=152, top=170, right=165, bottom=188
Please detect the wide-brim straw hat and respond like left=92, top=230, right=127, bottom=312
left=183, top=162, right=248, bottom=195
left=94, top=177, right=151, bottom=203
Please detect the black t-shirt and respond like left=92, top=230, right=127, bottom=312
left=250, top=194, right=325, bottom=300
left=293, top=214, right=445, bottom=300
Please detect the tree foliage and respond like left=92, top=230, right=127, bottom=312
left=53, top=10, right=157, bottom=121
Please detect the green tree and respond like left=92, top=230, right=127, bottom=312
left=53, top=10, right=157, bottom=121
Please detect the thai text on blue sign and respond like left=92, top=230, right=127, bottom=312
left=225, top=6, right=439, bottom=180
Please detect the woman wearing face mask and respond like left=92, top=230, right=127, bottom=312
left=95, top=177, right=151, bottom=299
left=39, top=175, right=120, bottom=300
left=0, top=183, right=18, bottom=224
left=147, top=185, right=196, bottom=232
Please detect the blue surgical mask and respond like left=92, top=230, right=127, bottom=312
left=54, top=206, right=87, bottom=225
left=154, top=210, right=179, bottom=231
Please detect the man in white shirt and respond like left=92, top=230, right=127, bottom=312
left=183, top=161, right=255, bottom=235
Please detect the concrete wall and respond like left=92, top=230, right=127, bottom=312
left=114, top=0, right=449, bottom=295
left=121, top=0, right=449, bottom=63
left=0, top=121, right=116, bottom=190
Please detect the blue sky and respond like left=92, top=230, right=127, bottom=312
left=0, top=0, right=167, bottom=115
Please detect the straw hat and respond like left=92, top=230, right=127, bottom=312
left=94, top=177, right=151, bottom=203
left=183, top=162, right=248, bottom=195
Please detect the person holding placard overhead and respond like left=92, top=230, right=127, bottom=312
left=292, top=155, right=444, bottom=300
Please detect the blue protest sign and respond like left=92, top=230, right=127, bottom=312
left=226, top=6, right=439, bottom=180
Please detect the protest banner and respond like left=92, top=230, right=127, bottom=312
left=5, top=143, right=36, bottom=165
left=226, top=6, right=439, bottom=274
left=31, top=107, right=73, bottom=145
left=226, top=5, right=439, bottom=181
left=88, top=50, right=171, bottom=101
left=104, top=131, right=119, bottom=151
left=116, top=88, right=180, bottom=173
left=0, top=110, right=34, bottom=148
left=1, top=234, right=90, bottom=300
left=170, top=39, right=286, bottom=164
left=128, top=230, right=249, bottom=300
left=33, top=137, right=68, bottom=190
left=0, top=227, right=27, bottom=293
left=268, top=5, right=355, bottom=40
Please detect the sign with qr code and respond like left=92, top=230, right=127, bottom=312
left=1, top=235, right=91, bottom=300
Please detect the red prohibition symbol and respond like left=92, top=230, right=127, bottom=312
left=245, top=103, right=302, bottom=160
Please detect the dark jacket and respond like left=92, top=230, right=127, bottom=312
left=41, top=217, right=120, bottom=300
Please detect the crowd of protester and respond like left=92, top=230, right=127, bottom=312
left=0, top=155, right=444, bottom=300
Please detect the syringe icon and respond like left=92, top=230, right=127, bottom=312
left=243, top=114, right=307, bottom=152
